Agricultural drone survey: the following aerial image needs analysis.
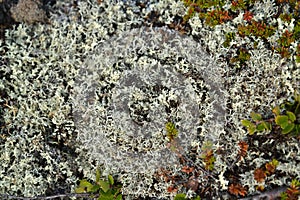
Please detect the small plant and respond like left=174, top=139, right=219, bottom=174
left=181, top=0, right=299, bottom=64
left=275, top=46, right=291, bottom=59
left=238, top=141, right=249, bottom=158
left=200, top=141, right=216, bottom=171
left=273, top=107, right=297, bottom=134
left=294, top=22, right=300, bottom=41
left=277, top=30, right=295, bottom=48
left=296, top=43, right=300, bottom=63
left=241, top=92, right=300, bottom=136
left=237, top=20, right=276, bottom=39
left=254, top=159, right=279, bottom=191
left=75, top=168, right=122, bottom=200
left=243, top=11, right=254, bottom=22
left=274, top=30, right=295, bottom=59
left=223, top=32, right=235, bottom=48
left=165, top=121, right=180, bottom=152
left=174, top=193, right=201, bottom=200
left=183, top=3, right=198, bottom=22
left=230, top=48, right=251, bottom=66
left=228, top=183, right=247, bottom=197
left=280, top=179, right=300, bottom=200
left=273, top=93, right=300, bottom=135
left=241, top=111, right=272, bottom=135
left=165, top=121, right=179, bottom=141
left=204, top=9, right=231, bottom=27
left=231, top=0, right=247, bottom=11
left=279, top=13, right=293, bottom=22
left=181, top=0, right=228, bottom=26
left=157, top=123, right=218, bottom=198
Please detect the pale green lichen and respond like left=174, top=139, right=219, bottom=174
left=0, top=0, right=299, bottom=199
left=71, top=25, right=227, bottom=198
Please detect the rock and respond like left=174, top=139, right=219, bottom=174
left=10, top=0, right=47, bottom=24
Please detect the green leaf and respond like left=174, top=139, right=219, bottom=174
left=241, top=119, right=256, bottom=133
left=281, top=121, right=290, bottom=129
left=166, top=122, right=178, bottom=139
left=79, top=179, right=93, bottom=187
left=96, top=169, right=101, bottom=183
left=90, top=184, right=100, bottom=193
left=250, top=112, right=262, bottom=121
left=272, top=106, right=280, bottom=116
left=260, top=121, right=272, bottom=130
left=115, top=194, right=122, bottom=200
left=271, top=159, right=279, bottom=167
left=275, top=115, right=289, bottom=126
left=260, top=121, right=271, bottom=131
left=99, top=189, right=120, bottom=200
left=99, top=180, right=110, bottom=193
left=241, top=119, right=252, bottom=127
left=108, top=175, right=114, bottom=185
left=257, top=123, right=266, bottom=131
left=78, top=179, right=94, bottom=192
left=286, top=111, right=296, bottom=122
left=98, top=191, right=114, bottom=200
left=174, top=193, right=187, bottom=200
left=280, top=192, right=288, bottom=200
left=291, top=179, right=300, bottom=187
left=295, top=102, right=300, bottom=115
left=75, top=187, right=86, bottom=193
left=248, top=125, right=257, bottom=135
left=294, top=124, right=300, bottom=134
left=266, top=122, right=272, bottom=130
left=282, top=123, right=295, bottom=134
left=111, top=186, right=122, bottom=195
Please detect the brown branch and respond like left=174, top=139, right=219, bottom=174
left=0, top=192, right=98, bottom=200
left=238, top=186, right=287, bottom=200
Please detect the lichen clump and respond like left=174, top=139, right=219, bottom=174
left=0, top=0, right=299, bottom=199
left=71, top=26, right=226, bottom=198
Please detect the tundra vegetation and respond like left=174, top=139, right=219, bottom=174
left=0, top=0, right=299, bottom=199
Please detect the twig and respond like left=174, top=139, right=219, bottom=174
left=171, top=138, right=218, bottom=180
left=238, top=186, right=287, bottom=200
left=0, top=193, right=97, bottom=200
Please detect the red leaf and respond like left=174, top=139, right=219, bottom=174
left=243, top=11, right=253, bottom=21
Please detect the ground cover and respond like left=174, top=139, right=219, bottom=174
left=0, top=0, right=299, bottom=199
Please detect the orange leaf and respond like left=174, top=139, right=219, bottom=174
left=238, top=141, right=249, bottom=158
left=243, top=11, right=253, bottom=21
left=167, top=185, right=178, bottom=193
left=181, top=166, right=195, bottom=174
left=254, top=168, right=266, bottom=183
left=265, top=163, right=276, bottom=174
left=228, top=183, right=247, bottom=196
left=286, top=187, right=300, bottom=198
left=231, top=1, right=238, bottom=7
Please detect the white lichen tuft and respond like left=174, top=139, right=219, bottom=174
left=71, top=26, right=226, bottom=197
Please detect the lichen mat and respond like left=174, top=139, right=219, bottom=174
left=71, top=27, right=226, bottom=174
